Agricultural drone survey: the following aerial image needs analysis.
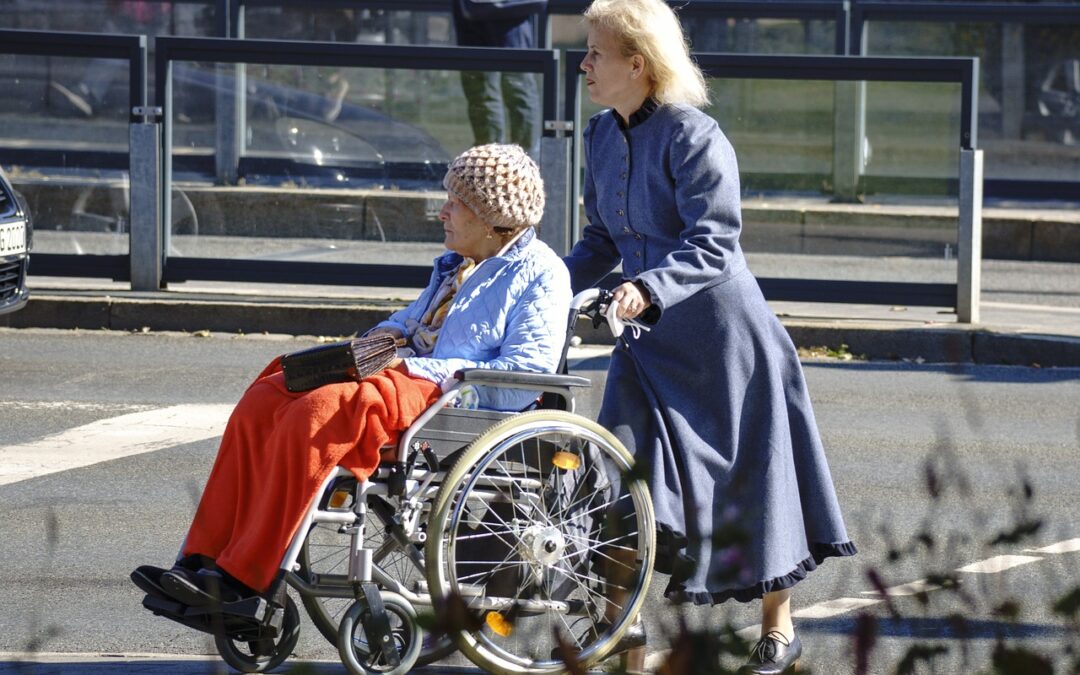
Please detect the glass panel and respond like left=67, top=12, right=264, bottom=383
left=571, top=73, right=961, bottom=287
left=167, top=60, right=543, bottom=270
left=551, top=15, right=836, bottom=54
left=0, top=0, right=221, bottom=37
left=0, top=53, right=131, bottom=256
left=865, top=20, right=1080, bottom=184
left=242, top=7, right=453, bottom=46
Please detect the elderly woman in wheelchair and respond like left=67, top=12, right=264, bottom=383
left=131, top=143, right=656, bottom=675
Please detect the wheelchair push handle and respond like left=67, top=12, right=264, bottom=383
left=570, top=288, right=653, bottom=339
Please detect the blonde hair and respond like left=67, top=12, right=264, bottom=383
left=584, top=0, right=709, bottom=108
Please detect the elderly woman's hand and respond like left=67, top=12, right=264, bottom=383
left=612, top=281, right=652, bottom=320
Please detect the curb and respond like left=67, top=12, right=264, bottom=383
left=7, top=293, right=1080, bottom=368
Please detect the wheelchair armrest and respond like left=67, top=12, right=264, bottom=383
left=454, top=369, right=592, bottom=389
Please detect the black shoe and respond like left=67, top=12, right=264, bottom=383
left=738, top=631, right=802, bottom=674
left=161, top=567, right=251, bottom=607
left=131, top=556, right=212, bottom=601
left=131, top=565, right=171, bottom=601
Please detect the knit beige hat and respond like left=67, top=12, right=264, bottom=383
left=442, top=143, right=545, bottom=232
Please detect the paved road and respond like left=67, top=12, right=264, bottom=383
left=0, top=329, right=1078, bottom=673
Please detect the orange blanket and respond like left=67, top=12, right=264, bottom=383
left=182, top=358, right=441, bottom=592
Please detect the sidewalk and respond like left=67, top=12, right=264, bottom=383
left=8, top=273, right=1080, bottom=368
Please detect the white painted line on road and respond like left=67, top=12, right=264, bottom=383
left=861, top=578, right=942, bottom=597
left=567, top=344, right=614, bottom=361
left=792, top=597, right=883, bottom=619
left=1025, top=538, right=1080, bottom=554
left=955, top=554, right=1043, bottom=574
left=0, top=404, right=233, bottom=486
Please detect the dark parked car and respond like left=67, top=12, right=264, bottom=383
left=0, top=166, right=32, bottom=314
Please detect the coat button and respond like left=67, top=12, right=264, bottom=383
left=620, top=173, right=627, bottom=179
left=634, top=251, right=642, bottom=258
left=634, top=234, right=642, bottom=240
left=617, top=209, right=624, bottom=216
left=616, top=191, right=623, bottom=198
left=623, top=226, right=631, bottom=233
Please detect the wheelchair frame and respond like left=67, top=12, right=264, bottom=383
left=179, top=289, right=657, bottom=675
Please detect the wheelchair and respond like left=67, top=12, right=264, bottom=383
left=141, top=288, right=656, bottom=675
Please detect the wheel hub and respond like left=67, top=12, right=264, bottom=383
left=519, top=524, right=565, bottom=566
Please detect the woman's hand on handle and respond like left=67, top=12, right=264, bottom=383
left=611, top=281, right=652, bottom=320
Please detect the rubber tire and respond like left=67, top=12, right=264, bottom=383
left=296, top=493, right=457, bottom=664
left=213, top=594, right=301, bottom=673
left=338, top=591, right=423, bottom=675
left=425, top=409, right=655, bottom=675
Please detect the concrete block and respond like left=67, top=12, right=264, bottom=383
left=5, top=295, right=112, bottom=330
left=1032, top=220, right=1080, bottom=263
left=972, top=332, right=1080, bottom=367
left=982, top=217, right=1033, bottom=260
left=782, top=323, right=974, bottom=363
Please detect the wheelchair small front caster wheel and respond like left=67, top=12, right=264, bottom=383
left=214, top=595, right=300, bottom=673
left=338, top=591, right=422, bottom=675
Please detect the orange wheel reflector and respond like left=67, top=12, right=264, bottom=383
left=328, top=490, right=350, bottom=509
left=486, top=611, right=513, bottom=637
left=552, top=451, right=581, bottom=470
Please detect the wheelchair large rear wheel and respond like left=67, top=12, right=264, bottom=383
left=425, top=410, right=655, bottom=675
left=298, top=492, right=456, bottom=664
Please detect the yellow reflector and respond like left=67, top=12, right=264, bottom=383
left=486, top=611, right=513, bottom=637
left=328, top=490, right=350, bottom=509
left=552, top=451, right=581, bottom=470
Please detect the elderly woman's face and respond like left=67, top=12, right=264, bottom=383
left=439, top=194, right=495, bottom=260
left=581, top=26, right=644, bottom=110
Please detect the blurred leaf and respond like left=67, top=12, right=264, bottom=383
left=991, top=641, right=1053, bottom=675
left=992, top=600, right=1022, bottom=622
left=866, top=569, right=899, bottom=618
left=988, top=519, right=1042, bottom=547
left=895, top=643, right=948, bottom=674
left=1052, top=586, right=1080, bottom=618
left=854, top=612, right=877, bottom=675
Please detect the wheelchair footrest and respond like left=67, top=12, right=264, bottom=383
left=141, top=593, right=283, bottom=639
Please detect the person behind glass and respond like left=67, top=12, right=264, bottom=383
left=452, top=0, right=542, bottom=154
left=130, top=144, right=571, bottom=611
left=564, top=1, right=856, bottom=673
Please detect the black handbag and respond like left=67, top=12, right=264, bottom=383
left=459, top=0, right=547, bottom=22
left=280, top=334, right=403, bottom=393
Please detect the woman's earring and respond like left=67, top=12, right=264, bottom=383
left=486, top=230, right=494, bottom=240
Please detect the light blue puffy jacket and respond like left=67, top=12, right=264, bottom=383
left=371, top=229, right=572, bottom=411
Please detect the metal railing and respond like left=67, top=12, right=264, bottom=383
left=564, top=49, right=984, bottom=321
left=153, top=36, right=561, bottom=288
left=0, top=28, right=147, bottom=283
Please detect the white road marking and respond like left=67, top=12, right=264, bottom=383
left=1025, top=538, right=1080, bottom=554
left=956, top=554, right=1043, bottom=574
left=648, top=538, right=1078, bottom=671
left=792, top=597, right=883, bottom=619
left=566, top=344, right=614, bottom=361
left=861, top=578, right=943, bottom=597
left=0, top=404, right=233, bottom=486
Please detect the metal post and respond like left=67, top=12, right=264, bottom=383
left=957, top=149, right=983, bottom=324
left=832, top=80, right=867, bottom=202
left=129, top=106, right=164, bottom=291
left=538, top=121, right=573, bottom=256
left=214, top=63, right=244, bottom=185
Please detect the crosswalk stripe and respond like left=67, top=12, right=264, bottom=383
left=0, top=404, right=233, bottom=486
left=1025, top=538, right=1080, bottom=554
left=956, top=554, right=1043, bottom=574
